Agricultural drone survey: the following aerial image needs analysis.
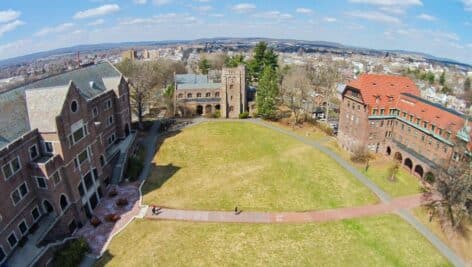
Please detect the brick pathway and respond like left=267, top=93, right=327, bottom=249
left=145, top=194, right=430, bottom=223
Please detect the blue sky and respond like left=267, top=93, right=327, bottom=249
left=0, top=0, right=471, bottom=64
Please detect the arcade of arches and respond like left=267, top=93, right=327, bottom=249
left=387, top=146, right=433, bottom=180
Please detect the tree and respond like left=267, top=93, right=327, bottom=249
left=280, top=66, right=311, bottom=126
left=308, top=63, right=342, bottom=122
left=163, top=83, right=175, bottom=116
left=427, top=161, right=472, bottom=231
left=464, top=77, right=471, bottom=92
left=388, top=162, right=400, bottom=182
left=247, top=42, right=278, bottom=83
left=256, top=66, right=279, bottom=119
left=224, top=54, right=245, bottom=67
left=198, top=58, right=211, bottom=74
left=426, top=71, right=435, bottom=85
left=439, top=71, right=446, bottom=86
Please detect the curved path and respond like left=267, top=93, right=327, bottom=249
left=146, top=194, right=427, bottom=223
left=145, top=119, right=466, bottom=267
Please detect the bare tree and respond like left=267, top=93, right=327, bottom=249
left=307, top=62, right=342, bottom=122
left=280, top=66, right=312, bottom=126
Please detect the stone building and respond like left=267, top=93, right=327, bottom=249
left=338, top=74, right=471, bottom=179
left=174, top=65, right=252, bottom=118
left=0, top=62, right=134, bottom=265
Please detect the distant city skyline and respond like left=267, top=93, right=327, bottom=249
left=0, top=0, right=471, bottom=64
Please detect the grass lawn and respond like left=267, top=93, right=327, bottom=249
left=97, top=215, right=451, bottom=267
left=322, top=140, right=423, bottom=197
left=413, top=207, right=472, bottom=264
left=142, top=122, right=377, bottom=211
left=266, top=120, right=329, bottom=142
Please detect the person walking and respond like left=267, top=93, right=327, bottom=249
left=234, top=206, right=238, bottom=215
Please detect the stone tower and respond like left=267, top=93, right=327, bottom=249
left=220, top=65, right=247, bottom=118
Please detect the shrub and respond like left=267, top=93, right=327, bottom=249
left=90, top=216, right=101, bottom=227
left=424, top=172, right=435, bottom=184
left=126, top=155, right=144, bottom=181
left=116, top=198, right=129, bottom=207
left=350, top=147, right=373, bottom=163
left=53, top=238, right=89, bottom=267
left=108, top=188, right=118, bottom=198
left=104, top=213, right=121, bottom=222
left=239, top=112, right=249, bottom=119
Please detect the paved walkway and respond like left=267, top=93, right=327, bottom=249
left=146, top=194, right=427, bottom=223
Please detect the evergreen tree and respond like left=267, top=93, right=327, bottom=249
left=464, top=77, right=471, bottom=92
left=224, top=54, right=245, bottom=67
left=256, top=66, right=279, bottom=119
left=247, top=41, right=279, bottom=83
left=199, top=58, right=211, bottom=74
left=439, top=71, right=446, bottom=86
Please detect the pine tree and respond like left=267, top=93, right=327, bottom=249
left=199, top=58, right=211, bottom=74
left=439, top=71, right=446, bottom=86
left=464, top=77, right=471, bottom=92
left=256, top=66, right=279, bottom=119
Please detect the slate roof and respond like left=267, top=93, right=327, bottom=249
left=0, top=62, right=121, bottom=149
left=175, top=73, right=221, bottom=90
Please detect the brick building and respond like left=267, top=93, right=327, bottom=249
left=174, top=65, right=255, bottom=118
left=338, top=74, right=471, bottom=179
left=0, top=62, right=134, bottom=265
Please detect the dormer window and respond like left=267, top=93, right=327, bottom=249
left=372, top=109, right=378, bottom=115
left=380, top=109, right=384, bottom=115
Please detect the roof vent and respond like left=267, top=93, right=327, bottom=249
left=89, top=81, right=96, bottom=89
left=372, top=82, right=377, bottom=85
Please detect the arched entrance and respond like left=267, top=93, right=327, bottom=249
left=125, top=123, right=130, bottom=137
left=196, top=105, right=203, bottom=116
left=215, top=104, right=221, bottom=110
left=43, top=200, right=54, bottom=214
left=404, top=158, right=413, bottom=170
left=414, top=165, right=424, bottom=177
left=205, top=105, right=212, bottom=114
left=394, top=152, right=402, bottom=162
left=386, top=146, right=391, bottom=156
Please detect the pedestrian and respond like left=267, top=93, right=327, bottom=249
left=234, top=206, right=238, bottom=215
left=365, top=161, right=370, bottom=172
left=152, top=205, right=157, bottom=215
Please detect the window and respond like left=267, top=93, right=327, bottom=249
left=380, top=120, right=384, bottom=127
left=77, top=149, right=89, bottom=165
left=92, top=168, right=98, bottom=182
left=29, top=145, right=39, bottom=160
left=84, top=172, right=94, bottom=190
left=438, top=128, right=443, bottom=136
left=51, top=171, right=61, bottom=185
left=35, top=176, right=47, bottom=189
left=43, top=141, right=54, bottom=154
left=401, top=124, right=405, bottom=130
left=70, top=100, right=78, bottom=113
left=31, top=206, right=40, bottom=221
left=453, top=152, right=460, bottom=162
left=70, top=126, right=86, bottom=145
left=402, top=112, right=407, bottom=117
left=446, top=132, right=451, bottom=140
left=409, top=115, right=413, bottom=121
left=187, top=93, right=192, bottom=98
left=0, top=246, right=5, bottom=263
left=107, top=133, right=116, bottom=145
left=2, top=157, right=21, bottom=180
left=7, top=232, right=17, bottom=248
left=229, top=84, right=234, bottom=90
left=11, top=182, right=28, bottom=205
left=105, top=99, right=112, bottom=110
left=92, top=107, right=99, bottom=118
left=99, top=155, right=105, bottom=167
left=60, top=195, right=69, bottom=211
left=196, top=93, right=202, bottom=98
left=205, top=92, right=211, bottom=97
left=423, top=122, right=428, bottom=128
left=18, top=220, right=28, bottom=235
left=347, top=102, right=350, bottom=108
left=431, top=125, right=436, bottom=132
left=78, top=182, right=85, bottom=197
left=107, top=115, right=114, bottom=126
left=380, top=109, right=384, bottom=115
left=215, top=92, right=220, bottom=97
left=372, top=109, right=377, bottom=115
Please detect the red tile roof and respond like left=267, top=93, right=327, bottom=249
left=347, top=74, right=421, bottom=111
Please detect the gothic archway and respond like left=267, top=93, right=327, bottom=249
left=404, top=158, right=413, bottom=170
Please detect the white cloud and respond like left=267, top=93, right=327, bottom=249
left=253, top=11, right=292, bottom=20
left=153, top=0, right=172, bottom=6
left=88, top=19, right=105, bottom=26
left=210, top=13, right=224, bottom=17
left=379, top=6, right=405, bottom=14
left=0, top=20, right=25, bottom=36
left=133, top=0, right=147, bottom=4
left=417, top=13, right=436, bottom=21
left=347, top=11, right=400, bottom=24
left=349, top=0, right=422, bottom=5
left=296, top=8, right=312, bottom=14
left=324, top=17, right=337, bottom=22
left=194, top=5, right=213, bottom=12
left=73, top=4, right=120, bottom=19
left=232, top=3, right=256, bottom=13
left=463, top=0, right=472, bottom=11
left=34, top=23, right=75, bottom=36
left=0, top=9, right=21, bottom=23
left=119, top=13, right=202, bottom=25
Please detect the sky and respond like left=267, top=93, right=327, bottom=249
left=0, top=0, right=471, bottom=64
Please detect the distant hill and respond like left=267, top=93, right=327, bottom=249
left=0, top=37, right=470, bottom=69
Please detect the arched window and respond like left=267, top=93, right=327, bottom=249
left=205, top=92, right=211, bottom=97
left=197, top=93, right=202, bottom=98
left=60, top=194, right=69, bottom=211
left=178, top=93, right=183, bottom=99
left=187, top=93, right=192, bottom=98
left=215, top=92, right=220, bottom=97
left=70, top=100, right=78, bottom=113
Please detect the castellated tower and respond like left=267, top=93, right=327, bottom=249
left=220, top=65, right=247, bottom=118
